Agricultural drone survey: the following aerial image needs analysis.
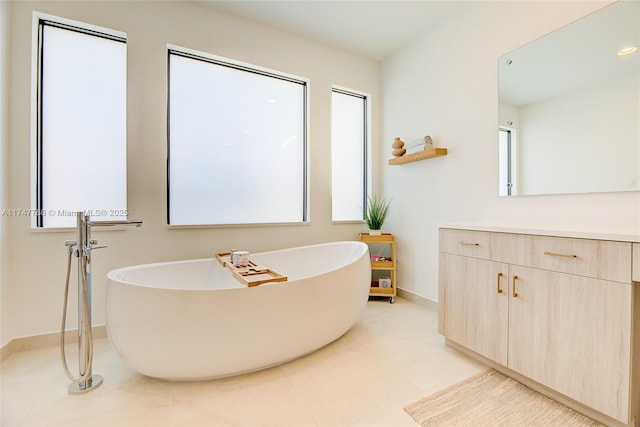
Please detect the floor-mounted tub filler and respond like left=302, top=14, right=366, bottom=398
left=106, top=241, right=371, bottom=380
left=61, top=212, right=143, bottom=394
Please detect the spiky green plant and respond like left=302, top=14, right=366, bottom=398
left=364, top=195, right=391, bottom=230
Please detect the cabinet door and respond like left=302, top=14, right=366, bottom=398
left=439, top=253, right=509, bottom=365
left=508, top=266, right=632, bottom=423
left=633, top=243, right=640, bottom=282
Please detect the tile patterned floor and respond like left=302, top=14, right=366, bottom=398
left=1, top=297, right=485, bottom=426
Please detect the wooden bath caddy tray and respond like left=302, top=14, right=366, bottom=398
left=215, top=253, right=288, bottom=287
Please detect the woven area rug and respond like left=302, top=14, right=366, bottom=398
left=405, top=369, right=603, bottom=426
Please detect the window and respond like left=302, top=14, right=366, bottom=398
left=35, top=17, right=127, bottom=228
left=331, top=88, right=368, bottom=221
left=168, top=48, right=308, bottom=226
left=499, top=127, right=517, bottom=196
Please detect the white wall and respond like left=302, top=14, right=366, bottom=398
left=519, top=72, right=639, bottom=195
left=1, top=1, right=11, bottom=347
left=381, top=0, right=640, bottom=302
left=3, top=1, right=380, bottom=345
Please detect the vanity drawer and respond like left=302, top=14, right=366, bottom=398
left=633, top=243, right=640, bottom=282
left=439, top=228, right=491, bottom=260
left=493, top=233, right=631, bottom=283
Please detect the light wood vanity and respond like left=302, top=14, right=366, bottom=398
left=438, top=226, right=640, bottom=427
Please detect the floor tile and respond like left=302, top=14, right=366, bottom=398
left=1, top=297, right=486, bottom=426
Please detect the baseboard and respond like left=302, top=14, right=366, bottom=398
left=1, top=325, right=107, bottom=363
left=397, top=288, right=438, bottom=312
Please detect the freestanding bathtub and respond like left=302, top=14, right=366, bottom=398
left=105, top=241, right=371, bottom=380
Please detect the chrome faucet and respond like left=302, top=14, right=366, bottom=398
left=61, top=212, right=143, bottom=394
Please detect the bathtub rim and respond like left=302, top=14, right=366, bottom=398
left=106, top=240, right=369, bottom=291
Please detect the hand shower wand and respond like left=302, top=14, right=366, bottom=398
left=61, top=211, right=142, bottom=394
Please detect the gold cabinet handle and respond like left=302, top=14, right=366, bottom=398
left=544, top=251, right=577, bottom=259
left=497, top=272, right=503, bottom=294
left=460, top=242, right=480, bottom=246
left=512, top=275, right=519, bottom=297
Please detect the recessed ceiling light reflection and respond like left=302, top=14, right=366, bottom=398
left=617, top=46, right=638, bottom=56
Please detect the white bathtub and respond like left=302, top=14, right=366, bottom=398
left=105, top=241, right=371, bottom=380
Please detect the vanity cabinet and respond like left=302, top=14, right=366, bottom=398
left=633, top=243, right=640, bottom=282
left=439, top=253, right=508, bottom=365
left=439, top=227, right=639, bottom=426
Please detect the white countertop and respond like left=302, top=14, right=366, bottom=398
left=439, top=223, right=640, bottom=243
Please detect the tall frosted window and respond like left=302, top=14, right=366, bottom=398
left=498, top=127, right=517, bottom=196
left=168, top=49, right=307, bottom=225
left=331, top=89, right=367, bottom=221
left=37, top=19, right=127, bottom=228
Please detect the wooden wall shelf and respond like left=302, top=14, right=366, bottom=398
left=388, top=148, right=448, bottom=165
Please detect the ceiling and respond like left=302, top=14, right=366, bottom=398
left=198, top=1, right=460, bottom=61
left=499, top=0, right=639, bottom=106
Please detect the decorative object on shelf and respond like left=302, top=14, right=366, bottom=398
left=392, top=137, right=406, bottom=157
left=364, top=195, right=391, bottom=236
left=370, top=254, right=383, bottom=262
left=379, top=276, right=391, bottom=288
left=424, top=135, right=434, bottom=150
left=404, top=135, right=433, bottom=154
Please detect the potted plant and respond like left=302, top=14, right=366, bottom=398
left=364, top=195, right=391, bottom=235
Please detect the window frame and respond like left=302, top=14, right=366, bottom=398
left=331, top=86, right=371, bottom=223
left=166, top=45, right=310, bottom=227
left=31, top=13, right=127, bottom=229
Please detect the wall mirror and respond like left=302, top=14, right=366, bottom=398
left=498, top=0, right=639, bottom=196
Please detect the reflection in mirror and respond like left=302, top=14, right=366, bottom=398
left=498, top=1, right=639, bottom=196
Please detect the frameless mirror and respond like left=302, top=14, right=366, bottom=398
left=498, top=1, right=640, bottom=196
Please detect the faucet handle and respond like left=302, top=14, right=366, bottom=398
left=83, top=244, right=107, bottom=257
left=88, top=239, right=108, bottom=251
